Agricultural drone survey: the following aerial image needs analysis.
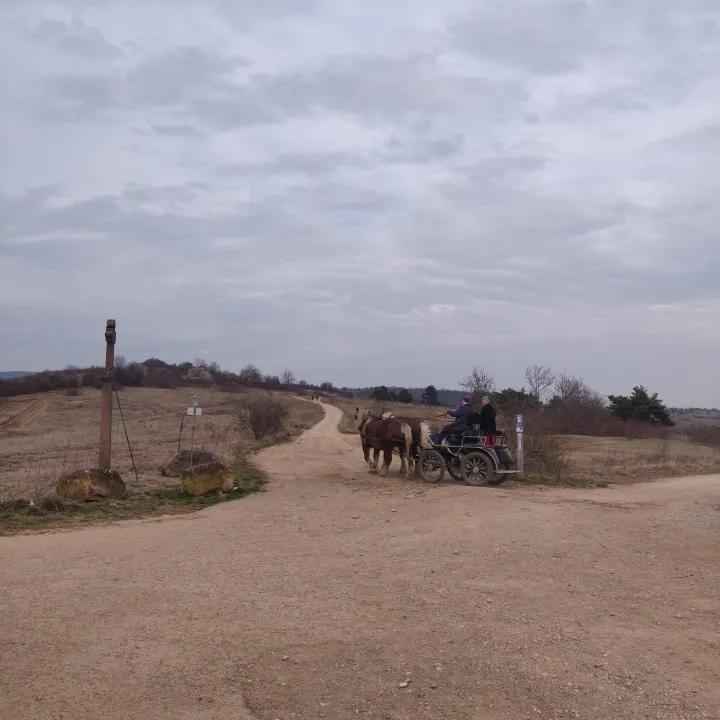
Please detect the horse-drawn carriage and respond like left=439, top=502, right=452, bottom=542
left=354, top=407, right=519, bottom=486
left=418, top=418, right=519, bottom=486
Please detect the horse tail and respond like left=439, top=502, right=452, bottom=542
left=418, top=421, right=431, bottom=450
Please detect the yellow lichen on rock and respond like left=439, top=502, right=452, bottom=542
left=181, top=462, right=233, bottom=497
left=56, top=469, right=127, bottom=501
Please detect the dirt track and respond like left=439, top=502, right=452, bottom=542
left=1, top=402, right=719, bottom=720
left=0, top=394, right=56, bottom=432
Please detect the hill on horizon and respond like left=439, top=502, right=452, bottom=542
left=0, top=371, right=35, bottom=379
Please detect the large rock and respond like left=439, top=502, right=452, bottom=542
left=56, top=468, right=127, bottom=501
left=161, top=450, right=219, bottom=477
left=181, top=461, right=233, bottom=497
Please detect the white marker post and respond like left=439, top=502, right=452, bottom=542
left=515, top=413, right=524, bottom=474
left=187, top=395, right=203, bottom=466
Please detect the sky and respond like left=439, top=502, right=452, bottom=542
left=1, top=1, right=719, bottom=406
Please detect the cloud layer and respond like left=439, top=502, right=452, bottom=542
left=2, top=1, right=719, bottom=404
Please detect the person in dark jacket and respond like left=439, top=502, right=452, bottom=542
left=478, top=395, right=497, bottom=436
left=433, top=395, right=473, bottom=444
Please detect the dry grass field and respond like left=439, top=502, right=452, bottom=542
left=0, top=387, right=323, bottom=530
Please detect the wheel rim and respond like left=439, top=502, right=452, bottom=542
left=420, top=451, right=444, bottom=483
left=462, top=454, right=491, bottom=485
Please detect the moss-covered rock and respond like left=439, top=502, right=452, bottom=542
left=181, top=461, right=233, bottom=496
left=161, top=450, right=219, bottom=477
left=56, top=468, right=126, bottom=501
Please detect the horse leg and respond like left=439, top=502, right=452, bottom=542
left=399, top=448, right=408, bottom=477
left=362, top=438, right=373, bottom=472
left=379, top=443, right=391, bottom=477
left=372, top=448, right=380, bottom=474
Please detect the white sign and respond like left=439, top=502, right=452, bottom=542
left=187, top=407, right=203, bottom=416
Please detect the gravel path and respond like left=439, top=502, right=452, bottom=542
left=1, top=402, right=719, bottom=720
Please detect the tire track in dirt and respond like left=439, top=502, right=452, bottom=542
left=0, top=395, right=56, bottom=433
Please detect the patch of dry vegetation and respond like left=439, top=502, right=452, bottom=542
left=0, top=388, right=323, bottom=533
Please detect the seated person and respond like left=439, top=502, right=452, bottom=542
left=479, top=395, right=497, bottom=435
left=433, top=395, right=473, bottom=444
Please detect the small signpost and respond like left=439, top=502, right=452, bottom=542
left=515, top=413, right=524, bottom=473
left=187, top=395, right=202, bottom=466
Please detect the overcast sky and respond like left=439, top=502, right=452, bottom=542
left=1, top=1, right=719, bottom=405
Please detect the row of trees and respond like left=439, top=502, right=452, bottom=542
left=0, top=356, right=338, bottom=398
left=369, top=365, right=674, bottom=430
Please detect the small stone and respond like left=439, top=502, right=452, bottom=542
left=453, top=550, right=460, bottom=555
left=675, top=614, right=683, bottom=619
left=391, top=508, right=397, bottom=512
left=430, top=683, right=438, bottom=689
left=282, top=655, right=289, bottom=661
left=352, top=515, right=359, bottom=519
left=398, top=680, right=410, bottom=688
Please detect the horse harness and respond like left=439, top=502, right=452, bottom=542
left=359, top=413, right=398, bottom=450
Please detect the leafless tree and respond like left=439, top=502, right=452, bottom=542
left=280, top=370, right=296, bottom=386
left=524, top=364, right=555, bottom=402
left=460, top=366, right=496, bottom=404
left=236, top=392, right=288, bottom=439
left=552, top=372, right=603, bottom=407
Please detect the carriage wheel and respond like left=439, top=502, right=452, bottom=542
left=459, top=452, right=494, bottom=487
left=446, top=456, right=462, bottom=482
left=418, top=449, right=445, bottom=484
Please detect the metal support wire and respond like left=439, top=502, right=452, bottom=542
left=114, top=389, right=139, bottom=485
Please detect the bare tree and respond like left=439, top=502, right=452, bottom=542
left=525, top=364, right=555, bottom=403
left=552, top=372, right=605, bottom=408
left=280, top=370, right=296, bottom=386
left=460, top=366, right=496, bottom=404
left=236, top=392, right=287, bottom=439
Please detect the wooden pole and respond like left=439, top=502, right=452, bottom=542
left=98, top=319, right=116, bottom=470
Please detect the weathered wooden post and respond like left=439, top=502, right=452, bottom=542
left=98, top=319, right=116, bottom=470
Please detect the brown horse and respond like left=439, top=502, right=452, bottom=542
left=375, top=412, right=432, bottom=476
left=354, top=408, right=413, bottom=478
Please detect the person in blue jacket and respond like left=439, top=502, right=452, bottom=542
left=433, top=395, right=473, bottom=445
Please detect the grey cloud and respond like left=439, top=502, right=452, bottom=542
left=452, top=0, right=720, bottom=78
left=451, top=0, right=604, bottom=75
left=37, top=51, right=527, bottom=129
left=3, top=1, right=720, bottom=404
left=33, top=18, right=122, bottom=59
left=216, top=135, right=464, bottom=180
left=126, top=46, right=248, bottom=105
left=150, top=123, right=205, bottom=137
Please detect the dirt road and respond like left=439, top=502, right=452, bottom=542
left=1, top=403, right=719, bottom=720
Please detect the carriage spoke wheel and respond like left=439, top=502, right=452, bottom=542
left=460, top=452, right=494, bottom=487
left=446, top=456, right=462, bottom=482
left=419, top=449, right=445, bottom=484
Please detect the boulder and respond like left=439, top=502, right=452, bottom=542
left=181, top=461, right=233, bottom=497
left=161, top=450, right=219, bottom=477
left=56, top=468, right=126, bottom=502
